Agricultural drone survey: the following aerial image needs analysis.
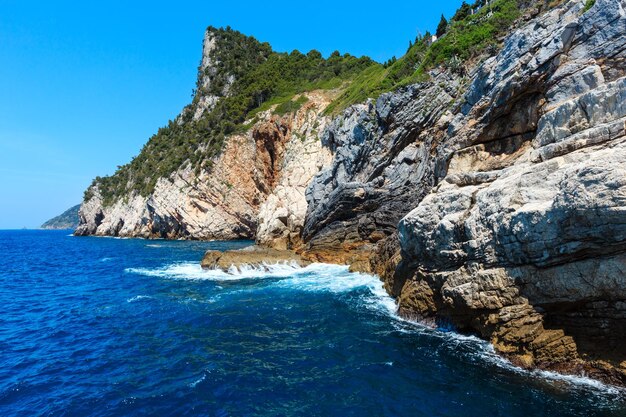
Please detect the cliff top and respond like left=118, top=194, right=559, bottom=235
left=85, top=0, right=559, bottom=207
left=88, top=26, right=374, bottom=205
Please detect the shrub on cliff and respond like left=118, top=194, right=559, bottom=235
left=583, top=0, right=596, bottom=12
left=89, top=27, right=375, bottom=205
left=274, top=95, right=309, bottom=116
left=326, top=0, right=521, bottom=114
left=451, top=1, right=473, bottom=22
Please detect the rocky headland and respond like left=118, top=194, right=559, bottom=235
left=41, top=204, right=81, bottom=230
left=78, top=0, right=626, bottom=386
left=76, top=92, right=332, bottom=240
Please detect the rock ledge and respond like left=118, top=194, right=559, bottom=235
left=201, top=246, right=310, bottom=271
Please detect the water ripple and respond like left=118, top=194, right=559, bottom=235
left=0, top=231, right=623, bottom=417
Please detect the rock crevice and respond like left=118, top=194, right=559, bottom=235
left=301, top=0, right=626, bottom=385
left=76, top=92, right=333, bottom=240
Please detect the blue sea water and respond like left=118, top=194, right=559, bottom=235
left=0, top=230, right=624, bottom=417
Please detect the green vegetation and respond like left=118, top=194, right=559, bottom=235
left=90, top=27, right=374, bottom=205
left=436, top=15, right=449, bottom=38
left=327, top=0, right=521, bottom=114
left=583, top=0, right=595, bottom=13
left=421, top=0, right=520, bottom=68
left=274, top=95, right=309, bottom=116
left=89, top=0, right=528, bottom=205
left=41, top=204, right=81, bottom=230
left=451, top=1, right=474, bottom=23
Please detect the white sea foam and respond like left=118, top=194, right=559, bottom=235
left=126, top=261, right=303, bottom=281
left=392, top=314, right=624, bottom=396
left=127, top=295, right=154, bottom=303
left=529, top=368, right=624, bottom=395
left=100, top=257, right=114, bottom=262
left=477, top=343, right=624, bottom=395
left=125, top=260, right=624, bottom=396
left=274, top=265, right=398, bottom=315
left=189, top=373, right=206, bottom=388
left=92, top=235, right=147, bottom=240
left=126, top=262, right=398, bottom=313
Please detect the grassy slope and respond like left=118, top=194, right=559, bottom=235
left=326, top=0, right=522, bottom=114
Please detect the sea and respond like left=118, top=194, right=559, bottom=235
left=0, top=230, right=624, bottom=416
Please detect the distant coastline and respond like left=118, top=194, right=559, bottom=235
left=40, top=204, right=80, bottom=230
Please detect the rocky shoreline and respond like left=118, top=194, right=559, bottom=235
left=201, top=243, right=626, bottom=387
left=80, top=0, right=626, bottom=387
left=201, top=246, right=310, bottom=270
left=299, top=0, right=625, bottom=386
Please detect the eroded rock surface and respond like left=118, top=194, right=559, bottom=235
left=387, top=0, right=626, bottom=384
left=202, top=246, right=310, bottom=271
left=302, top=72, right=463, bottom=264
left=76, top=92, right=332, bottom=240
left=256, top=92, right=333, bottom=250
left=303, top=0, right=626, bottom=384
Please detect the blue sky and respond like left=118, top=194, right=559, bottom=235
left=0, top=0, right=463, bottom=229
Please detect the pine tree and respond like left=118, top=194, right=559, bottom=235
left=452, top=1, right=472, bottom=22
left=436, top=14, right=448, bottom=38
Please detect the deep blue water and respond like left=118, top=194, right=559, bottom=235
left=0, top=230, right=624, bottom=417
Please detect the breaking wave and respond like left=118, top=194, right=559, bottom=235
left=125, top=260, right=623, bottom=397
left=126, top=261, right=305, bottom=281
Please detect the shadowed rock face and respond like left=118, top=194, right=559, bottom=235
left=304, top=0, right=626, bottom=384
left=302, top=72, right=463, bottom=264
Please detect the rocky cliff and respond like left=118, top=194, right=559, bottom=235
left=256, top=93, right=333, bottom=250
left=300, top=0, right=626, bottom=384
left=80, top=0, right=625, bottom=386
left=76, top=91, right=333, bottom=239
left=301, top=72, right=463, bottom=265
left=74, top=25, right=364, bottom=239
left=41, top=204, right=80, bottom=230
left=395, top=0, right=626, bottom=383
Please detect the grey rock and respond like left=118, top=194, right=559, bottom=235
left=305, top=0, right=626, bottom=383
left=302, top=75, right=462, bottom=260
left=391, top=0, right=626, bottom=382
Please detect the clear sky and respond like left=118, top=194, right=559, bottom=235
left=0, top=0, right=463, bottom=229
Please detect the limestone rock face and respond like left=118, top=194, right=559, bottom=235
left=76, top=92, right=333, bottom=240
left=256, top=92, right=333, bottom=250
left=192, top=29, right=226, bottom=121
left=387, top=0, right=626, bottom=384
left=302, top=0, right=626, bottom=384
left=76, top=127, right=263, bottom=239
left=302, top=73, right=463, bottom=264
left=189, top=28, right=238, bottom=122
